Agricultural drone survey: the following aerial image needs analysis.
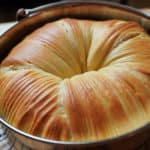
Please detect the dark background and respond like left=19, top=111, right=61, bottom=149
left=0, top=0, right=150, bottom=22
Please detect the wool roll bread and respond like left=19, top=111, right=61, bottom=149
left=0, top=18, right=150, bottom=141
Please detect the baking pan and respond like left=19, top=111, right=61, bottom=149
left=0, top=1, right=150, bottom=149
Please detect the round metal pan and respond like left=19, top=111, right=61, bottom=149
left=0, top=1, right=150, bottom=149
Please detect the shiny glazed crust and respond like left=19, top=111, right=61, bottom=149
left=0, top=18, right=150, bottom=141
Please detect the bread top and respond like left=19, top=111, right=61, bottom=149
left=0, top=19, right=150, bottom=141
left=2, top=18, right=148, bottom=78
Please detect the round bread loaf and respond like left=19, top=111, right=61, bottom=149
left=0, top=19, right=150, bottom=141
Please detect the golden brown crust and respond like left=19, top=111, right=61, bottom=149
left=0, top=19, right=150, bottom=141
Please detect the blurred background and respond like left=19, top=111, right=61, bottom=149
left=0, top=0, right=150, bottom=22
